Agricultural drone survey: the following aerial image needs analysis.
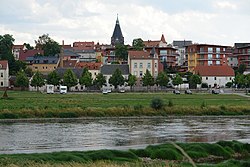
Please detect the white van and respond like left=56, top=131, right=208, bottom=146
left=46, top=84, right=54, bottom=94
left=60, top=86, right=67, bottom=94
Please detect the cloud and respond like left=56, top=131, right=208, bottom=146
left=214, top=1, right=237, bottom=10
left=0, top=0, right=249, bottom=46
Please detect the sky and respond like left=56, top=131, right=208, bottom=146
left=0, top=0, right=249, bottom=46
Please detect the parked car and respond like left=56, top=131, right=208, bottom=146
left=102, top=89, right=108, bottom=94
left=173, top=90, right=180, bottom=94
left=185, top=89, right=192, bottom=94
left=212, top=89, right=220, bottom=94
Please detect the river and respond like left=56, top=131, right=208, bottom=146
left=0, top=116, right=249, bottom=154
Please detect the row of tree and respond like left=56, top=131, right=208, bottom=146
left=15, top=67, right=202, bottom=92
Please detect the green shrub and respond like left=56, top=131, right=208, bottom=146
left=150, top=148, right=182, bottom=160
left=150, top=97, right=164, bottom=110
left=58, top=112, right=78, bottom=118
left=168, top=99, right=174, bottom=107
left=130, top=149, right=150, bottom=157
left=0, top=113, right=18, bottom=119
left=134, top=105, right=143, bottom=111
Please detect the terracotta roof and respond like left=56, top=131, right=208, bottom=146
left=194, top=65, right=235, bottom=76
left=0, top=60, right=8, bottom=69
left=63, top=60, right=77, bottom=68
left=143, top=40, right=160, bottom=47
left=76, top=62, right=102, bottom=70
left=19, top=49, right=44, bottom=61
left=128, top=50, right=153, bottom=59
left=73, top=42, right=95, bottom=50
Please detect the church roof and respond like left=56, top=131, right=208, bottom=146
left=111, top=15, right=124, bottom=45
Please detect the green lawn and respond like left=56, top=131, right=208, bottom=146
left=0, top=91, right=249, bottom=110
left=0, top=91, right=249, bottom=118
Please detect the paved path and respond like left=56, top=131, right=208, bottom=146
left=234, top=93, right=250, bottom=98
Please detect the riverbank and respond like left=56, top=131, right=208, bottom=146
left=0, top=91, right=249, bottom=119
left=0, top=141, right=249, bottom=167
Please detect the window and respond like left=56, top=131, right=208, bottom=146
left=0, top=82, right=3, bottom=86
left=134, top=63, right=137, bottom=68
left=208, top=61, right=213, bottom=66
left=223, top=48, right=226, bottom=52
left=216, top=48, right=220, bottom=53
left=35, top=67, right=38, bottom=69
left=160, top=50, right=167, bottom=55
left=216, top=54, right=220, bottom=59
left=216, top=61, right=220, bottom=65
left=134, top=71, right=138, bottom=76
left=0, top=73, right=3, bottom=77
left=139, top=63, right=143, bottom=68
left=155, top=63, right=157, bottom=68
left=230, top=77, right=232, bottom=80
left=200, top=47, right=204, bottom=53
left=139, top=71, right=143, bottom=77
left=208, top=54, right=213, bottom=60
left=208, top=47, right=213, bottom=53
left=214, top=77, right=217, bottom=80
left=248, top=49, right=250, bottom=54
left=206, top=77, right=208, bottom=80
left=147, top=63, right=151, bottom=69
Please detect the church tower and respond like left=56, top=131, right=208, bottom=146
left=111, top=14, right=124, bottom=46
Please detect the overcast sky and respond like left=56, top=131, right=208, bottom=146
left=0, top=0, right=249, bottom=46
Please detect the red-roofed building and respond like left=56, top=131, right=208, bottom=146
left=0, top=60, right=9, bottom=87
left=19, top=49, right=44, bottom=61
left=76, top=62, right=102, bottom=79
left=12, top=45, right=24, bottom=60
left=73, top=41, right=95, bottom=50
left=128, top=49, right=159, bottom=78
left=63, top=60, right=77, bottom=68
left=194, top=65, right=234, bottom=88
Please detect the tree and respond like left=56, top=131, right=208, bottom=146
left=63, top=69, right=78, bottom=90
left=109, top=68, right=125, bottom=89
left=25, top=67, right=34, bottom=77
left=115, top=44, right=128, bottom=61
left=132, top=38, right=145, bottom=51
left=236, top=64, right=246, bottom=74
left=127, top=74, right=137, bottom=91
left=15, top=70, right=29, bottom=90
left=47, top=70, right=61, bottom=86
left=94, top=73, right=106, bottom=89
left=172, top=74, right=183, bottom=89
left=31, top=71, right=45, bottom=91
left=189, top=74, right=201, bottom=89
left=234, top=74, right=245, bottom=88
left=156, top=72, right=169, bottom=88
left=79, top=68, right=93, bottom=90
left=35, top=34, right=61, bottom=56
left=23, top=43, right=34, bottom=50
left=142, top=70, right=154, bottom=91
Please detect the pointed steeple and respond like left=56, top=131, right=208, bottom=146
left=111, top=14, right=124, bottom=46
left=161, top=34, right=166, bottom=43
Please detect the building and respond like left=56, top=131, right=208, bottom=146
left=233, top=43, right=250, bottom=73
left=0, top=60, right=9, bottom=87
left=19, top=49, right=44, bottom=61
left=26, top=56, right=59, bottom=74
left=111, top=15, right=124, bottom=46
left=12, top=45, right=24, bottom=60
left=194, top=65, right=234, bottom=88
left=73, top=41, right=95, bottom=50
left=186, top=44, right=230, bottom=72
left=144, top=34, right=178, bottom=69
left=128, top=49, right=159, bottom=79
left=173, top=40, right=192, bottom=66
left=100, top=64, right=129, bottom=84
left=76, top=62, right=102, bottom=79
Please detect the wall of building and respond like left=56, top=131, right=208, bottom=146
left=201, top=76, right=234, bottom=88
left=130, top=59, right=158, bottom=78
left=0, top=68, right=9, bottom=87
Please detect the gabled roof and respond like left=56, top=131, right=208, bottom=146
left=0, top=60, right=8, bottom=69
left=55, top=68, right=84, bottom=78
left=111, top=15, right=124, bottom=45
left=76, top=62, right=102, bottom=70
left=19, top=49, right=44, bottom=61
left=194, top=65, right=235, bottom=76
left=143, top=40, right=160, bottom=47
left=26, top=56, right=59, bottom=64
left=128, top=50, right=154, bottom=59
left=100, top=64, right=129, bottom=75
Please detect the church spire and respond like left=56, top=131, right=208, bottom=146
left=111, top=14, right=124, bottom=46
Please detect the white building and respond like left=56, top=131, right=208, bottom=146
left=128, top=49, right=158, bottom=78
left=194, top=65, right=235, bottom=88
left=0, top=60, right=9, bottom=87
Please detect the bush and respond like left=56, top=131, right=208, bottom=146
left=58, top=112, right=78, bottom=118
left=0, top=112, right=18, bottom=119
left=150, top=97, right=164, bottom=110
left=168, top=99, right=174, bottom=107
left=150, top=148, right=182, bottom=160
left=201, top=83, right=208, bottom=88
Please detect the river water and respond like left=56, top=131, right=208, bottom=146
left=0, top=116, right=249, bottom=154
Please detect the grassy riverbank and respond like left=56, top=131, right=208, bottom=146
left=0, top=91, right=250, bottom=119
left=0, top=141, right=249, bottom=167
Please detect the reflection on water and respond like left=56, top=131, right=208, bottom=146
left=0, top=116, right=249, bottom=154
